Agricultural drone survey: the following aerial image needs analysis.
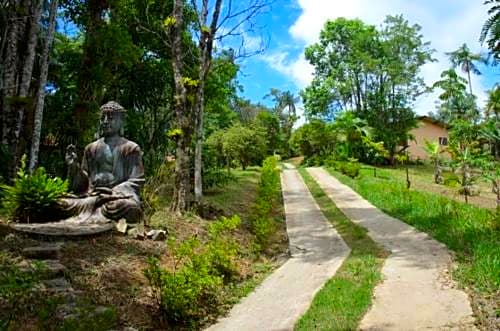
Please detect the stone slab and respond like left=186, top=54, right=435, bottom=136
left=11, top=220, right=115, bottom=237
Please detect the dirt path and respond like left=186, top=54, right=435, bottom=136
left=307, top=167, right=477, bottom=331
left=207, top=166, right=350, bottom=331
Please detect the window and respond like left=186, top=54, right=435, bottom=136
left=438, top=137, right=448, bottom=146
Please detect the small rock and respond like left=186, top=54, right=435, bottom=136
left=116, top=219, right=127, bottom=234
left=147, top=229, right=167, bottom=241
left=37, top=260, right=66, bottom=279
left=44, top=277, right=73, bottom=292
left=4, top=233, right=16, bottom=241
left=22, top=243, right=62, bottom=260
left=127, top=227, right=145, bottom=240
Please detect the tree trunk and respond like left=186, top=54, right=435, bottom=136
left=467, top=69, right=473, bottom=95
left=29, top=0, right=58, bottom=171
left=1, top=0, right=22, bottom=180
left=194, top=0, right=222, bottom=204
left=16, top=0, right=42, bottom=120
left=170, top=0, right=191, bottom=213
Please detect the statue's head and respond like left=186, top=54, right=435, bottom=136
left=100, top=101, right=126, bottom=137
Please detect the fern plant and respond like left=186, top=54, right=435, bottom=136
left=1, top=156, right=68, bottom=222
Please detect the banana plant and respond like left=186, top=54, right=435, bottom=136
left=424, top=140, right=445, bottom=184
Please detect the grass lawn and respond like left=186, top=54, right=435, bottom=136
left=328, top=167, right=500, bottom=330
left=359, top=164, right=497, bottom=210
left=0, top=167, right=288, bottom=330
left=295, top=168, right=388, bottom=331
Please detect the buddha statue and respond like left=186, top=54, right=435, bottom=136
left=62, top=101, right=145, bottom=224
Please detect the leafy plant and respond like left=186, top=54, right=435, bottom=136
left=203, top=167, right=236, bottom=189
left=251, top=157, right=280, bottom=248
left=1, top=156, right=68, bottom=222
left=144, top=216, right=241, bottom=325
left=424, top=140, right=444, bottom=184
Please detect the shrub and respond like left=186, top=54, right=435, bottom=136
left=251, top=156, right=280, bottom=248
left=331, top=160, right=361, bottom=178
left=341, top=161, right=360, bottom=178
left=144, top=216, right=241, bottom=324
left=203, top=167, right=236, bottom=189
left=1, top=157, right=68, bottom=222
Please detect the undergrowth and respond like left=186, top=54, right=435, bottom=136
left=251, top=156, right=281, bottom=250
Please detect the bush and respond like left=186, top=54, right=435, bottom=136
left=251, top=156, right=280, bottom=248
left=341, top=161, right=360, bottom=178
left=330, top=160, right=361, bottom=178
left=1, top=157, right=68, bottom=222
left=144, top=216, right=241, bottom=325
left=203, top=167, right=236, bottom=189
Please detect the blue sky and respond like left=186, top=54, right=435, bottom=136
left=234, top=0, right=499, bottom=122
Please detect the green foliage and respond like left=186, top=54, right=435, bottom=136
left=206, top=123, right=267, bottom=170
left=302, top=15, right=431, bottom=156
left=330, top=160, right=361, bottom=178
left=251, top=157, right=280, bottom=248
left=1, top=157, right=68, bottom=222
left=54, top=305, right=117, bottom=331
left=144, top=216, right=241, bottom=324
left=432, top=69, right=479, bottom=123
left=290, top=120, right=337, bottom=161
left=480, top=0, right=500, bottom=61
left=203, top=167, right=236, bottom=189
left=265, top=88, right=299, bottom=157
left=0, top=252, right=43, bottom=329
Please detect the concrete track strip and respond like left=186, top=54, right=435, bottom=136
left=307, top=167, right=476, bottom=331
left=207, top=166, right=350, bottom=331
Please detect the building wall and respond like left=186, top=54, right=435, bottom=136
left=408, top=119, right=450, bottom=160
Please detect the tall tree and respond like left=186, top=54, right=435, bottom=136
left=485, top=86, right=500, bottom=120
left=446, top=43, right=484, bottom=94
left=192, top=0, right=269, bottom=205
left=302, top=15, right=433, bottom=161
left=432, top=69, right=479, bottom=123
left=29, top=0, right=58, bottom=171
left=266, top=88, right=299, bottom=156
left=480, top=0, right=500, bottom=61
left=0, top=0, right=59, bottom=178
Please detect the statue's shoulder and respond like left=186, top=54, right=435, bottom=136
left=119, top=138, right=142, bottom=155
left=84, top=138, right=105, bottom=155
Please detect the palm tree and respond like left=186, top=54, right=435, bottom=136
left=485, top=86, right=500, bottom=120
left=265, top=89, right=300, bottom=157
left=480, top=0, right=500, bottom=61
left=446, top=43, right=485, bottom=94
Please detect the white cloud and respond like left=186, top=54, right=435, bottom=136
left=261, top=52, right=313, bottom=88
left=267, top=0, right=491, bottom=115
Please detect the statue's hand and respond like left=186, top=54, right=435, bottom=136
left=94, top=187, right=113, bottom=195
left=65, top=144, right=78, bottom=166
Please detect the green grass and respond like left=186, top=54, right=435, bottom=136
left=204, top=167, right=261, bottom=220
left=295, top=169, right=387, bottom=331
